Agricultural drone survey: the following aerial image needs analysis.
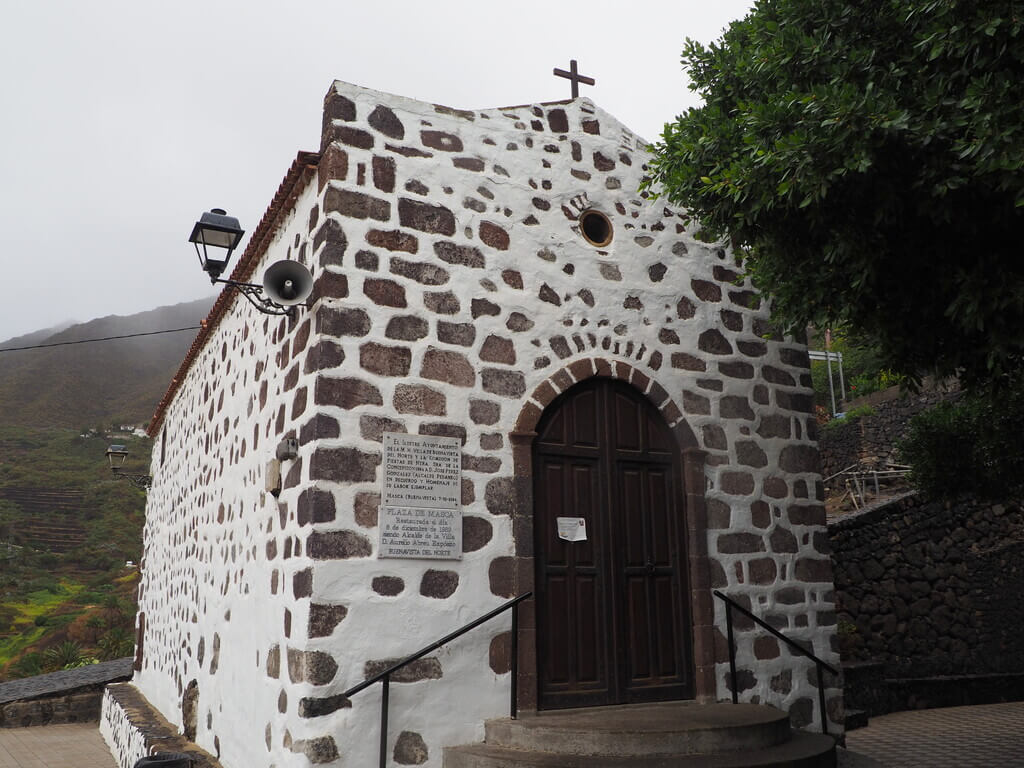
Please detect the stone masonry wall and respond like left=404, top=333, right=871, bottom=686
left=101, top=688, right=149, bottom=768
left=130, top=80, right=841, bottom=768
left=0, top=657, right=132, bottom=728
left=132, top=177, right=323, bottom=767
left=819, top=385, right=957, bottom=480
left=830, top=493, right=1024, bottom=680
left=101, top=684, right=223, bottom=768
left=1, top=691, right=103, bottom=728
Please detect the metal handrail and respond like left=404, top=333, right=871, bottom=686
left=713, top=590, right=837, bottom=735
left=343, top=592, right=532, bottom=768
left=825, top=461, right=912, bottom=509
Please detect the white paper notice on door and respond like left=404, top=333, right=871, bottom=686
left=556, top=517, right=588, bottom=542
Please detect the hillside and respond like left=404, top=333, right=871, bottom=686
left=0, top=427, right=151, bottom=677
left=0, top=297, right=214, bottom=680
left=0, top=296, right=214, bottom=429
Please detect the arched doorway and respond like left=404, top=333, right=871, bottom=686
left=532, top=378, right=695, bottom=710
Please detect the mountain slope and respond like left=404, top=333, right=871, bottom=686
left=0, top=297, right=211, bottom=679
left=0, top=321, right=77, bottom=352
left=0, top=297, right=214, bottom=429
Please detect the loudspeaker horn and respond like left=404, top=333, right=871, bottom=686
left=263, top=260, right=313, bottom=306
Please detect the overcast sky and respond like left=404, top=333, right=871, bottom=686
left=0, top=0, right=755, bottom=342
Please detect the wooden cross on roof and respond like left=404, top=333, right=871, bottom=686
left=553, top=59, right=595, bottom=99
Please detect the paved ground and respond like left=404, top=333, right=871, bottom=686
left=0, top=723, right=116, bottom=768
left=845, top=701, right=1024, bottom=767
left=1, top=702, right=1023, bottom=767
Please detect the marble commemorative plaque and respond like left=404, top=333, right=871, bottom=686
left=379, top=432, right=462, bottom=559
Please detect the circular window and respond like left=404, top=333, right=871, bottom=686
left=579, top=209, right=613, bottom=247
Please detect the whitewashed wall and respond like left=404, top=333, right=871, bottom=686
left=100, top=688, right=147, bottom=768
left=121, top=80, right=840, bottom=768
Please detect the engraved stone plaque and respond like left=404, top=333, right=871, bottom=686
left=379, top=432, right=462, bottom=559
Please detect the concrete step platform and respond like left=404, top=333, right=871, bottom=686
left=444, top=702, right=836, bottom=768
left=484, top=702, right=790, bottom=756
left=445, top=732, right=836, bottom=767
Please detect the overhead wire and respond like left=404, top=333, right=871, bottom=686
left=0, top=326, right=201, bottom=353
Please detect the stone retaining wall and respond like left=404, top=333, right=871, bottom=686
left=819, top=385, right=956, bottom=480
left=830, top=493, right=1024, bottom=681
left=0, top=690, right=103, bottom=728
left=101, top=683, right=221, bottom=768
left=0, top=658, right=133, bottom=728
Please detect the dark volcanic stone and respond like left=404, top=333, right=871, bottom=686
left=372, top=576, right=404, bottom=596
left=420, top=570, right=459, bottom=599
left=399, top=198, right=456, bottom=235
left=368, top=105, right=405, bottom=139
left=308, top=604, right=348, bottom=638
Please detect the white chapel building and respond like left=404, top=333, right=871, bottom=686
left=100, top=80, right=841, bottom=768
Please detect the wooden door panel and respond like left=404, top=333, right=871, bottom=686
left=625, top=576, right=654, bottom=679
left=539, top=462, right=569, bottom=565
left=540, top=460, right=599, bottom=567
left=613, top=389, right=642, bottom=452
left=539, top=406, right=569, bottom=447
left=648, top=468, right=673, bottom=566
left=570, top=463, right=599, bottom=566
left=654, top=576, right=679, bottom=677
left=646, top=408, right=674, bottom=454
left=541, top=573, right=604, bottom=686
left=535, top=379, right=693, bottom=709
left=570, top=388, right=600, bottom=447
left=574, top=575, right=602, bottom=685
left=618, top=461, right=683, bottom=697
left=543, top=574, right=571, bottom=684
left=536, top=451, right=610, bottom=707
left=618, top=466, right=648, bottom=567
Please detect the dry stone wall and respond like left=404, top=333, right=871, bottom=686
left=125, top=80, right=841, bottom=768
left=831, top=493, right=1024, bottom=685
left=131, top=180, right=323, bottom=768
left=819, top=385, right=957, bottom=480
left=0, top=657, right=132, bottom=728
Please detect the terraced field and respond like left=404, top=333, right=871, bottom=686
left=0, top=579, right=85, bottom=665
left=0, top=427, right=148, bottom=678
left=0, top=488, right=87, bottom=553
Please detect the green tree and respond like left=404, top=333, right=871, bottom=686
left=12, top=652, right=43, bottom=678
left=43, top=640, right=86, bottom=671
left=98, top=627, right=135, bottom=660
left=647, top=0, right=1024, bottom=387
left=898, top=385, right=1024, bottom=499
left=83, top=614, right=106, bottom=643
left=808, top=326, right=905, bottom=408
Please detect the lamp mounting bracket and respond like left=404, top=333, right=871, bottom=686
left=213, top=278, right=305, bottom=318
left=111, top=468, right=153, bottom=490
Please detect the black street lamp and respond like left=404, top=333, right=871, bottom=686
left=188, top=208, right=245, bottom=280
left=105, top=445, right=129, bottom=470
left=188, top=209, right=313, bottom=318
left=105, top=445, right=152, bottom=490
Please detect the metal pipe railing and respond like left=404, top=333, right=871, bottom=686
left=713, top=590, right=838, bottom=735
left=343, top=592, right=532, bottom=768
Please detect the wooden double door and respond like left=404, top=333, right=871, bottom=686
left=533, top=378, right=694, bottom=710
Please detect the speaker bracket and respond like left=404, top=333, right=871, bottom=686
left=213, top=278, right=306, bottom=318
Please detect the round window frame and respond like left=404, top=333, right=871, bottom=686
left=579, top=209, right=613, bottom=247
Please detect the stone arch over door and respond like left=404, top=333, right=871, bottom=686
left=507, top=359, right=715, bottom=712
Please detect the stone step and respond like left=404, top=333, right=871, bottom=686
left=444, top=731, right=836, bottom=768
left=444, top=702, right=836, bottom=768
left=482, top=702, right=791, bottom=757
